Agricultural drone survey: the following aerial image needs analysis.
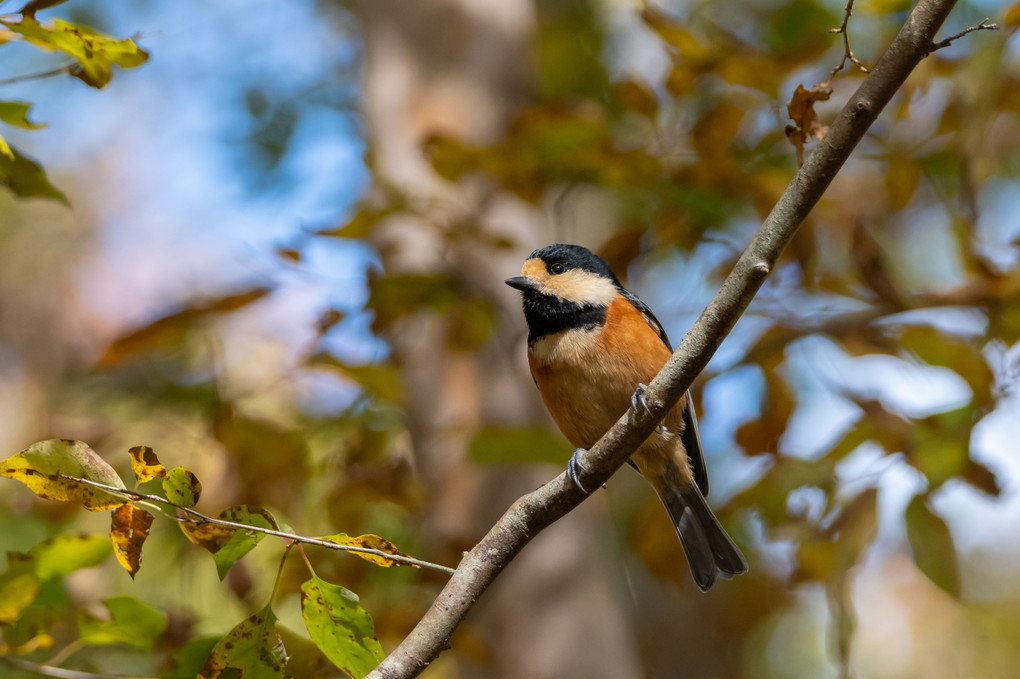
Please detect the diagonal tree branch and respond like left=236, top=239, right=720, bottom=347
left=367, top=1, right=981, bottom=676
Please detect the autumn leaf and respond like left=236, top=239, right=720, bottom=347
left=18, top=0, right=72, bottom=18
left=301, top=575, right=384, bottom=678
left=0, top=16, right=148, bottom=88
left=98, top=287, right=272, bottom=365
left=201, top=604, right=287, bottom=679
left=0, top=439, right=127, bottom=511
left=317, top=533, right=414, bottom=569
left=163, top=466, right=202, bottom=508
left=785, top=84, right=832, bottom=164
left=0, top=101, right=46, bottom=129
left=179, top=505, right=278, bottom=579
left=128, top=445, right=166, bottom=483
left=0, top=144, right=68, bottom=203
left=110, top=504, right=155, bottom=578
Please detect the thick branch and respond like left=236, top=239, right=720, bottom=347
left=367, top=1, right=971, bottom=676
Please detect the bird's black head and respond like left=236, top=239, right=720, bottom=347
left=505, top=244, right=623, bottom=343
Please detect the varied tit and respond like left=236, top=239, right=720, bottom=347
left=506, top=244, right=747, bottom=591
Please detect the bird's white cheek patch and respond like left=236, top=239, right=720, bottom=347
left=519, top=259, right=618, bottom=306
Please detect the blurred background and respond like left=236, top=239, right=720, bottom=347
left=0, top=0, right=1019, bottom=677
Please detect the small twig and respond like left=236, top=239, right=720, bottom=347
left=44, top=640, right=84, bottom=669
left=0, top=63, right=75, bottom=86
left=57, top=474, right=456, bottom=575
left=0, top=656, right=154, bottom=679
left=927, top=18, right=998, bottom=55
left=821, top=0, right=871, bottom=87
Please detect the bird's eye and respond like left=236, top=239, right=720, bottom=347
left=550, top=263, right=565, bottom=275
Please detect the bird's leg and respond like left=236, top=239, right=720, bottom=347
left=567, top=448, right=590, bottom=494
left=631, top=383, right=667, bottom=435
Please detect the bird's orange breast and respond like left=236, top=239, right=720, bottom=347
left=528, top=295, right=677, bottom=450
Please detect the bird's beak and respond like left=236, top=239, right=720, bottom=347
left=505, top=276, right=537, bottom=292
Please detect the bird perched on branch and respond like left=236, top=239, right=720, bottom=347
left=506, top=244, right=747, bottom=591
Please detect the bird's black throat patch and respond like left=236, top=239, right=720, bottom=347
left=522, top=292, right=607, bottom=346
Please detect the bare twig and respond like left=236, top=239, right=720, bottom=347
left=57, top=474, right=456, bottom=575
left=365, top=1, right=968, bottom=677
left=821, top=0, right=871, bottom=87
left=0, top=63, right=75, bottom=86
left=927, top=18, right=998, bottom=55
left=0, top=656, right=154, bottom=679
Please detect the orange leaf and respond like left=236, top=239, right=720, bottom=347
left=110, top=504, right=154, bottom=579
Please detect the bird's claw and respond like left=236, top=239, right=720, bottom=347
left=633, top=383, right=668, bottom=436
left=631, top=383, right=652, bottom=415
left=567, top=448, right=590, bottom=494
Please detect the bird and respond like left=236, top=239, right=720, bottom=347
left=505, top=243, right=747, bottom=591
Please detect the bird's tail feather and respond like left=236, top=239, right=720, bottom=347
left=656, top=467, right=747, bottom=592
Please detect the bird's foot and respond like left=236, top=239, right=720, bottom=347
left=567, top=449, right=590, bottom=494
left=631, top=383, right=667, bottom=435
left=631, top=383, right=652, bottom=415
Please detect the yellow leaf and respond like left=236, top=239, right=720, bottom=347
left=110, top=504, right=154, bottom=579
left=0, top=439, right=126, bottom=511
left=0, top=133, right=13, bottom=160
left=128, top=445, right=166, bottom=483
left=0, top=554, right=38, bottom=624
left=317, top=533, right=415, bottom=568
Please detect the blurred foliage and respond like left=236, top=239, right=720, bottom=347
left=0, top=0, right=1019, bottom=678
left=0, top=0, right=147, bottom=201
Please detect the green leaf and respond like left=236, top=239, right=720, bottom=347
left=0, top=439, right=126, bottom=511
left=28, top=533, right=111, bottom=580
left=0, top=101, right=46, bottom=129
left=211, top=506, right=278, bottom=580
left=1, top=17, right=148, bottom=89
left=0, top=144, right=68, bottom=204
left=468, top=426, right=573, bottom=465
left=905, top=495, right=960, bottom=597
left=78, top=596, right=167, bottom=649
left=301, top=575, right=383, bottom=678
left=163, top=466, right=202, bottom=508
left=0, top=553, right=39, bottom=624
left=162, top=637, right=221, bottom=679
left=200, top=604, right=287, bottom=679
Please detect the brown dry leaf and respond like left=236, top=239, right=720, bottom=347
left=98, top=287, right=272, bottom=366
left=128, top=445, right=166, bottom=483
left=179, top=517, right=236, bottom=553
left=110, top=504, right=154, bottom=579
left=785, top=84, right=832, bottom=165
left=318, top=533, right=416, bottom=568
